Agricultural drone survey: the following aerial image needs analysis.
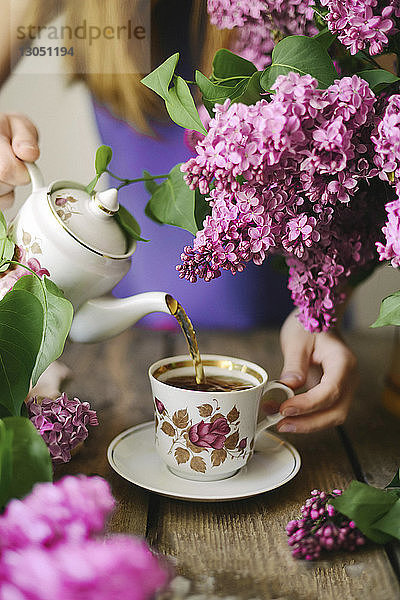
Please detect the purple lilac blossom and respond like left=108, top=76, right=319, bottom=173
left=179, top=73, right=384, bottom=331
left=0, top=246, right=50, bottom=300
left=376, top=198, right=400, bottom=267
left=373, top=93, right=400, bottom=267
left=320, top=0, right=400, bottom=56
left=287, top=489, right=366, bottom=560
left=0, top=476, right=168, bottom=600
left=207, top=0, right=317, bottom=69
left=27, top=393, right=98, bottom=464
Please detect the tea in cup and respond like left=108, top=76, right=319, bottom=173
left=148, top=354, right=294, bottom=481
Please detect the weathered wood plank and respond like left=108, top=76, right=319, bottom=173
left=147, top=329, right=400, bottom=599
left=342, top=330, right=400, bottom=573
left=55, top=329, right=166, bottom=537
left=342, top=330, right=399, bottom=487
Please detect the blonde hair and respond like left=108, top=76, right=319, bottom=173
left=22, top=0, right=233, bottom=132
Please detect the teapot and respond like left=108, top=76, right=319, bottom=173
left=8, top=163, right=175, bottom=343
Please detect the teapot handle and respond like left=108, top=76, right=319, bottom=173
left=24, top=162, right=45, bottom=192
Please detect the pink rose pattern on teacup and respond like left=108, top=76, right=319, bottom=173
left=188, top=417, right=230, bottom=449
left=154, top=397, right=253, bottom=474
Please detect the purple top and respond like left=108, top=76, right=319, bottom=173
left=93, top=101, right=293, bottom=329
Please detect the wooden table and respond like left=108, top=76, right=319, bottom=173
left=56, top=328, right=400, bottom=600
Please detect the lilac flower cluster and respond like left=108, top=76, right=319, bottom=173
left=0, top=245, right=50, bottom=300
left=27, top=393, right=98, bottom=464
left=287, top=489, right=366, bottom=560
left=179, top=73, right=384, bottom=331
left=321, top=0, right=400, bottom=56
left=376, top=198, right=400, bottom=267
left=0, top=476, right=167, bottom=600
left=207, top=0, right=317, bottom=69
left=373, top=94, right=400, bottom=268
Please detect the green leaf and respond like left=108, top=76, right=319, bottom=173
left=145, top=164, right=198, bottom=234
left=85, top=175, right=100, bottom=195
left=371, top=290, right=400, bottom=327
left=95, top=145, right=113, bottom=175
left=373, top=499, right=400, bottom=540
left=0, top=237, right=15, bottom=273
left=0, top=419, right=13, bottom=509
left=196, top=70, right=262, bottom=116
left=0, top=210, right=15, bottom=272
left=142, top=170, right=160, bottom=195
left=0, top=417, right=52, bottom=509
left=0, top=288, right=44, bottom=418
left=212, top=49, right=257, bottom=79
left=165, top=76, right=207, bottom=134
left=260, top=35, right=338, bottom=91
left=234, top=71, right=263, bottom=105
left=330, top=481, right=398, bottom=544
left=357, top=69, right=400, bottom=93
left=195, top=70, right=235, bottom=114
left=141, top=52, right=180, bottom=101
left=195, top=188, right=212, bottom=230
left=143, top=172, right=163, bottom=224
left=0, top=210, right=7, bottom=234
left=313, top=27, right=336, bottom=50
left=13, top=275, right=74, bottom=387
left=115, top=204, right=148, bottom=242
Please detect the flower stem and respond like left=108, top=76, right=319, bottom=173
left=213, top=75, right=251, bottom=83
left=106, top=170, right=169, bottom=185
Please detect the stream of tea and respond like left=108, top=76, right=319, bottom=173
left=165, top=294, right=206, bottom=385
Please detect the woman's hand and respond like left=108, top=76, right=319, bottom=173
left=0, top=113, right=39, bottom=209
left=276, top=310, right=358, bottom=433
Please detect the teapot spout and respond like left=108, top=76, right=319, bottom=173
left=69, top=292, right=176, bottom=343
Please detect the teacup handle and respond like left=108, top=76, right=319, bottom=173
left=255, top=380, right=294, bottom=438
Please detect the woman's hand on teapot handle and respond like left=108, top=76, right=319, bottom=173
left=0, top=113, right=39, bottom=209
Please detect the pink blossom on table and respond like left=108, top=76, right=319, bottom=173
left=0, top=476, right=114, bottom=553
left=0, top=476, right=168, bottom=600
left=320, top=0, right=400, bottom=56
left=0, top=245, right=50, bottom=300
left=376, top=197, right=400, bottom=268
left=27, top=393, right=98, bottom=464
left=188, top=417, right=230, bottom=449
left=0, top=536, right=167, bottom=600
left=287, top=489, right=366, bottom=560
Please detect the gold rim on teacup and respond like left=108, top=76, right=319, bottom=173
left=151, top=356, right=265, bottom=389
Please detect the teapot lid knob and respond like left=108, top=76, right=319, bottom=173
left=93, top=188, right=119, bottom=215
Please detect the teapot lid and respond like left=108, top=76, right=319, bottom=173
left=48, top=182, right=131, bottom=257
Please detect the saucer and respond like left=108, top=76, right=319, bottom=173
left=107, top=422, right=301, bottom=502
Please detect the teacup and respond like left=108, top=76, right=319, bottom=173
left=148, top=354, right=294, bottom=482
